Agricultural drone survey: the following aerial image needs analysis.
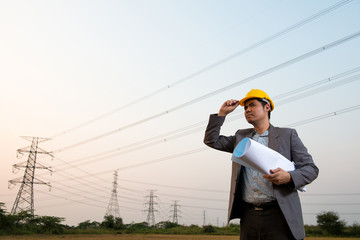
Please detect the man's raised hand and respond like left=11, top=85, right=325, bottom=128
left=218, top=99, right=240, bottom=116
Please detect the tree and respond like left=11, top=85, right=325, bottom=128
left=101, top=215, right=115, bottom=229
left=125, top=221, right=149, bottom=233
left=203, top=225, right=216, bottom=233
left=77, top=220, right=100, bottom=229
left=155, top=221, right=179, bottom=229
left=0, top=203, right=15, bottom=233
left=114, top=217, right=124, bottom=230
left=316, top=211, right=346, bottom=236
left=36, top=215, right=65, bottom=234
left=349, top=222, right=360, bottom=237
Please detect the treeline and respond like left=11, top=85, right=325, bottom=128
left=1, top=202, right=360, bottom=237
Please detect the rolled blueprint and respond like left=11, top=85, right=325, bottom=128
left=232, top=137, right=295, bottom=174
left=231, top=137, right=306, bottom=191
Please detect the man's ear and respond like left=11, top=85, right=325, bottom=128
left=265, top=103, right=271, bottom=112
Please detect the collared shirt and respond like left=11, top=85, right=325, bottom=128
left=241, top=130, right=275, bottom=204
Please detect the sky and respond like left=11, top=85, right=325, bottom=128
left=1, top=0, right=360, bottom=227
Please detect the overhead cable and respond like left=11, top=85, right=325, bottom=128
left=40, top=72, right=360, bottom=199
left=52, top=30, right=360, bottom=153
left=33, top=103, right=360, bottom=217
left=50, top=66, right=360, bottom=171
left=47, top=104, right=360, bottom=189
left=49, top=0, right=354, bottom=139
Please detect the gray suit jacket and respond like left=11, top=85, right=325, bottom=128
left=204, top=114, right=319, bottom=240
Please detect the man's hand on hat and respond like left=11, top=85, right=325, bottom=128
left=219, top=99, right=240, bottom=116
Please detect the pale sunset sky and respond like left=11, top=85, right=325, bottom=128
left=1, top=0, right=360, bottom=227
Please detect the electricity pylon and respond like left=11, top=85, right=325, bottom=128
left=8, top=136, right=52, bottom=215
left=144, top=190, right=158, bottom=226
left=203, top=210, right=206, bottom=226
left=170, top=200, right=181, bottom=224
left=105, top=170, right=121, bottom=219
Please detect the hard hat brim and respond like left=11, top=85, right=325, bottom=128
left=239, top=97, right=274, bottom=111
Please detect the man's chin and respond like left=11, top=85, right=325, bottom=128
left=246, top=119, right=254, bottom=125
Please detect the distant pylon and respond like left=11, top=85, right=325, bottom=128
left=8, top=136, right=52, bottom=215
left=105, top=170, right=121, bottom=219
left=203, top=210, right=206, bottom=226
left=144, top=190, right=158, bottom=226
left=170, top=200, right=181, bottom=224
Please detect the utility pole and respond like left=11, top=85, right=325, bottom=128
left=170, top=200, right=181, bottom=224
left=8, top=137, right=52, bottom=215
left=203, top=210, right=206, bottom=226
left=144, top=190, right=158, bottom=226
left=105, top=170, right=121, bottom=219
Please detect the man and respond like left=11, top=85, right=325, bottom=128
left=203, top=89, right=319, bottom=240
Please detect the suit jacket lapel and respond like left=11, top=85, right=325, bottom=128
left=268, top=124, right=279, bottom=152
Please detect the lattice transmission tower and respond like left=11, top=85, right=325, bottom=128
left=144, top=190, right=158, bottom=226
left=8, top=136, right=52, bottom=215
left=105, top=170, right=121, bottom=218
left=170, top=200, right=181, bottom=224
left=203, top=210, right=207, bottom=226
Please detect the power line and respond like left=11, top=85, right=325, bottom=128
left=41, top=104, right=360, bottom=205
left=36, top=189, right=106, bottom=209
left=38, top=86, right=359, bottom=199
left=160, top=192, right=227, bottom=203
left=303, top=212, right=360, bottom=215
left=117, top=178, right=228, bottom=193
left=36, top=79, right=360, bottom=205
left=303, top=193, right=360, bottom=196
left=36, top=189, right=142, bottom=212
left=49, top=0, right=353, bottom=139
left=28, top=76, right=360, bottom=211
left=303, top=203, right=360, bottom=206
left=52, top=30, right=360, bottom=153
left=49, top=66, right=360, bottom=172
left=286, top=105, right=360, bottom=128
left=48, top=147, right=208, bottom=185
left=42, top=177, right=143, bottom=204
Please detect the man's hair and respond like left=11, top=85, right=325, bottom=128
left=245, top=98, right=271, bottom=120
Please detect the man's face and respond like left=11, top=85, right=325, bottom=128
left=244, top=99, right=270, bottom=125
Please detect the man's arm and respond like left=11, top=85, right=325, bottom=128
left=203, top=114, right=236, bottom=153
left=203, top=100, right=240, bottom=153
left=263, top=129, right=318, bottom=188
left=288, top=129, right=319, bottom=189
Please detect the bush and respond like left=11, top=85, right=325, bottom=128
left=316, top=211, right=346, bottom=236
left=203, top=225, right=216, bottom=233
left=347, top=222, right=360, bottom=237
left=305, top=225, right=322, bottom=236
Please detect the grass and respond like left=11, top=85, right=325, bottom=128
left=0, top=235, right=237, bottom=240
left=0, top=235, right=359, bottom=240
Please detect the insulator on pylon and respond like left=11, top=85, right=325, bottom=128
left=16, top=150, right=23, bottom=159
left=12, top=165, right=19, bottom=174
left=8, top=182, right=14, bottom=190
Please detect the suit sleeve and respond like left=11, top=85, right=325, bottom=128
left=288, top=129, right=319, bottom=190
left=203, top=114, right=236, bottom=153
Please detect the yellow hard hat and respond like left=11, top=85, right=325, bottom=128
left=239, top=89, right=274, bottom=111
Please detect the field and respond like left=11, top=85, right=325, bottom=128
left=0, top=235, right=359, bottom=240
